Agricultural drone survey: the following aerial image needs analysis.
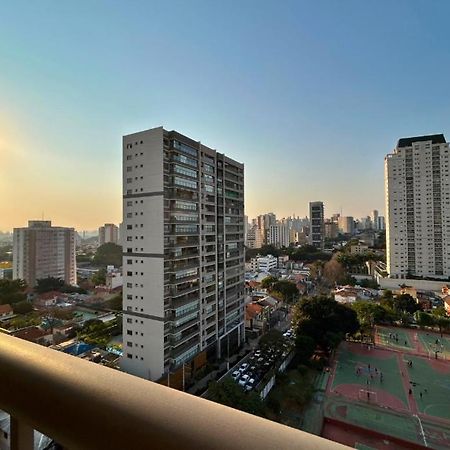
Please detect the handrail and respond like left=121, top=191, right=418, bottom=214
left=0, top=333, right=349, bottom=450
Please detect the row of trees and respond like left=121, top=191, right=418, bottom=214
left=245, top=245, right=331, bottom=263
left=350, top=291, right=450, bottom=335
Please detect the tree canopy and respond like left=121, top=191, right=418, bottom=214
left=293, top=296, right=359, bottom=352
left=93, top=243, right=123, bottom=268
left=35, top=277, right=65, bottom=293
left=0, top=279, right=27, bottom=304
left=208, top=378, right=264, bottom=416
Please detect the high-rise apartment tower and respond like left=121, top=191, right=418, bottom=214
left=121, top=127, right=245, bottom=381
left=98, top=223, right=119, bottom=245
left=309, top=202, right=324, bottom=249
left=13, top=220, right=76, bottom=286
left=385, top=134, right=450, bottom=279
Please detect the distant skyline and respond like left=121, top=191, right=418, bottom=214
left=2, top=1, right=450, bottom=231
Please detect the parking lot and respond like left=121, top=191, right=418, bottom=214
left=228, top=328, right=296, bottom=392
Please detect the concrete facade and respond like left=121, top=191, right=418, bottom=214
left=121, top=127, right=245, bottom=381
left=13, top=221, right=76, bottom=287
left=309, top=201, right=324, bottom=249
left=385, top=134, right=450, bottom=279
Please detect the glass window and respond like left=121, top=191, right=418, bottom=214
left=174, top=164, right=197, bottom=179
left=173, top=140, right=198, bottom=157
left=174, top=177, right=197, bottom=189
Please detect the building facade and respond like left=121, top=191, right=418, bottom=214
left=121, top=127, right=245, bottom=381
left=338, top=216, right=355, bottom=235
left=13, top=221, right=76, bottom=287
left=99, top=223, right=119, bottom=245
left=309, top=202, right=324, bottom=249
left=385, top=134, right=450, bottom=279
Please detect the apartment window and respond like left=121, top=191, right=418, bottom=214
left=174, top=164, right=197, bottom=179
left=127, top=342, right=133, bottom=347
left=173, top=140, right=198, bottom=157
left=127, top=354, right=133, bottom=359
left=127, top=330, right=132, bottom=335
left=174, top=176, right=197, bottom=189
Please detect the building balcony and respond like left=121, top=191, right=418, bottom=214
left=0, top=332, right=347, bottom=450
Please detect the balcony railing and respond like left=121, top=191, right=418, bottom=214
left=0, top=333, right=348, bottom=450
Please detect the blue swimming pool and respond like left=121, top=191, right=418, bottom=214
left=64, top=342, right=94, bottom=356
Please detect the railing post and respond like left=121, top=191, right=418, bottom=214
left=10, top=416, right=34, bottom=450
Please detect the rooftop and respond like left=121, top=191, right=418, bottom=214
left=397, top=134, right=446, bottom=148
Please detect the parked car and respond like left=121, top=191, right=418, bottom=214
left=239, top=363, right=249, bottom=373
left=231, top=370, right=240, bottom=380
left=238, top=374, right=250, bottom=386
left=245, top=378, right=256, bottom=391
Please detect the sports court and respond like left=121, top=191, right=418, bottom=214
left=321, top=338, right=450, bottom=449
left=375, top=326, right=450, bottom=360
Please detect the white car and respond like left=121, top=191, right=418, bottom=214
left=238, top=374, right=250, bottom=386
left=239, top=363, right=249, bottom=373
left=231, top=370, right=240, bottom=380
left=245, top=378, right=256, bottom=391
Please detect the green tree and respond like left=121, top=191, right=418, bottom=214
left=293, top=296, right=359, bottom=352
left=271, top=280, right=299, bottom=303
left=12, top=301, right=33, bottom=315
left=93, top=243, right=123, bottom=267
left=295, top=334, right=316, bottom=363
left=35, top=277, right=65, bottom=294
left=351, top=301, right=390, bottom=330
left=208, top=379, right=264, bottom=416
left=91, top=268, right=107, bottom=286
left=415, top=311, right=435, bottom=328
left=432, top=307, right=450, bottom=337
left=393, top=294, right=421, bottom=314
left=260, top=276, right=278, bottom=289
left=0, top=279, right=27, bottom=304
left=259, top=329, right=286, bottom=349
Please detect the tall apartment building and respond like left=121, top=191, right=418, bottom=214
left=98, top=223, right=119, bottom=245
left=256, top=213, right=276, bottom=245
left=338, top=216, right=355, bottom=235
left=267, top=220, right=291, bottom=248
left=371, top=210, right=379, bottom=230
left=385, top=134, right=450, bottom=279
left=121, top=127, right=245, bottom=381
left=13, top=220, right=76, bottom=287
left=309, top=202, right=324, bottom=249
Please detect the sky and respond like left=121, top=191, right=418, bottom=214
left=1, top=0, right=450, bottom=231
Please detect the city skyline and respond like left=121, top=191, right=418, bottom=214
left=2, top=1, right=450, bottom=231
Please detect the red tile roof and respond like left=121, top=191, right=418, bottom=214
left=245, top=303, right=263, bottom=320
left=0, top=304, right=13, bottom=315
left=13, top=326, right=49, bottom=342
left=39, top=291, right=61, bottom=300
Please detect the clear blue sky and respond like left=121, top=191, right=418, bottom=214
left=1, top=0, right=450, bottom=230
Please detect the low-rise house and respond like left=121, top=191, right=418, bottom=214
left=34, top=291, right=61, bottom=308
left=0, top=304, right=14, bottom=320
left=443, top=296, right=450, bottom=315
left=334, top=285, right=376, bottom=304
left=13, top=326, right=53, bottom=345
left=245, top=303, right=265, bottom=331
